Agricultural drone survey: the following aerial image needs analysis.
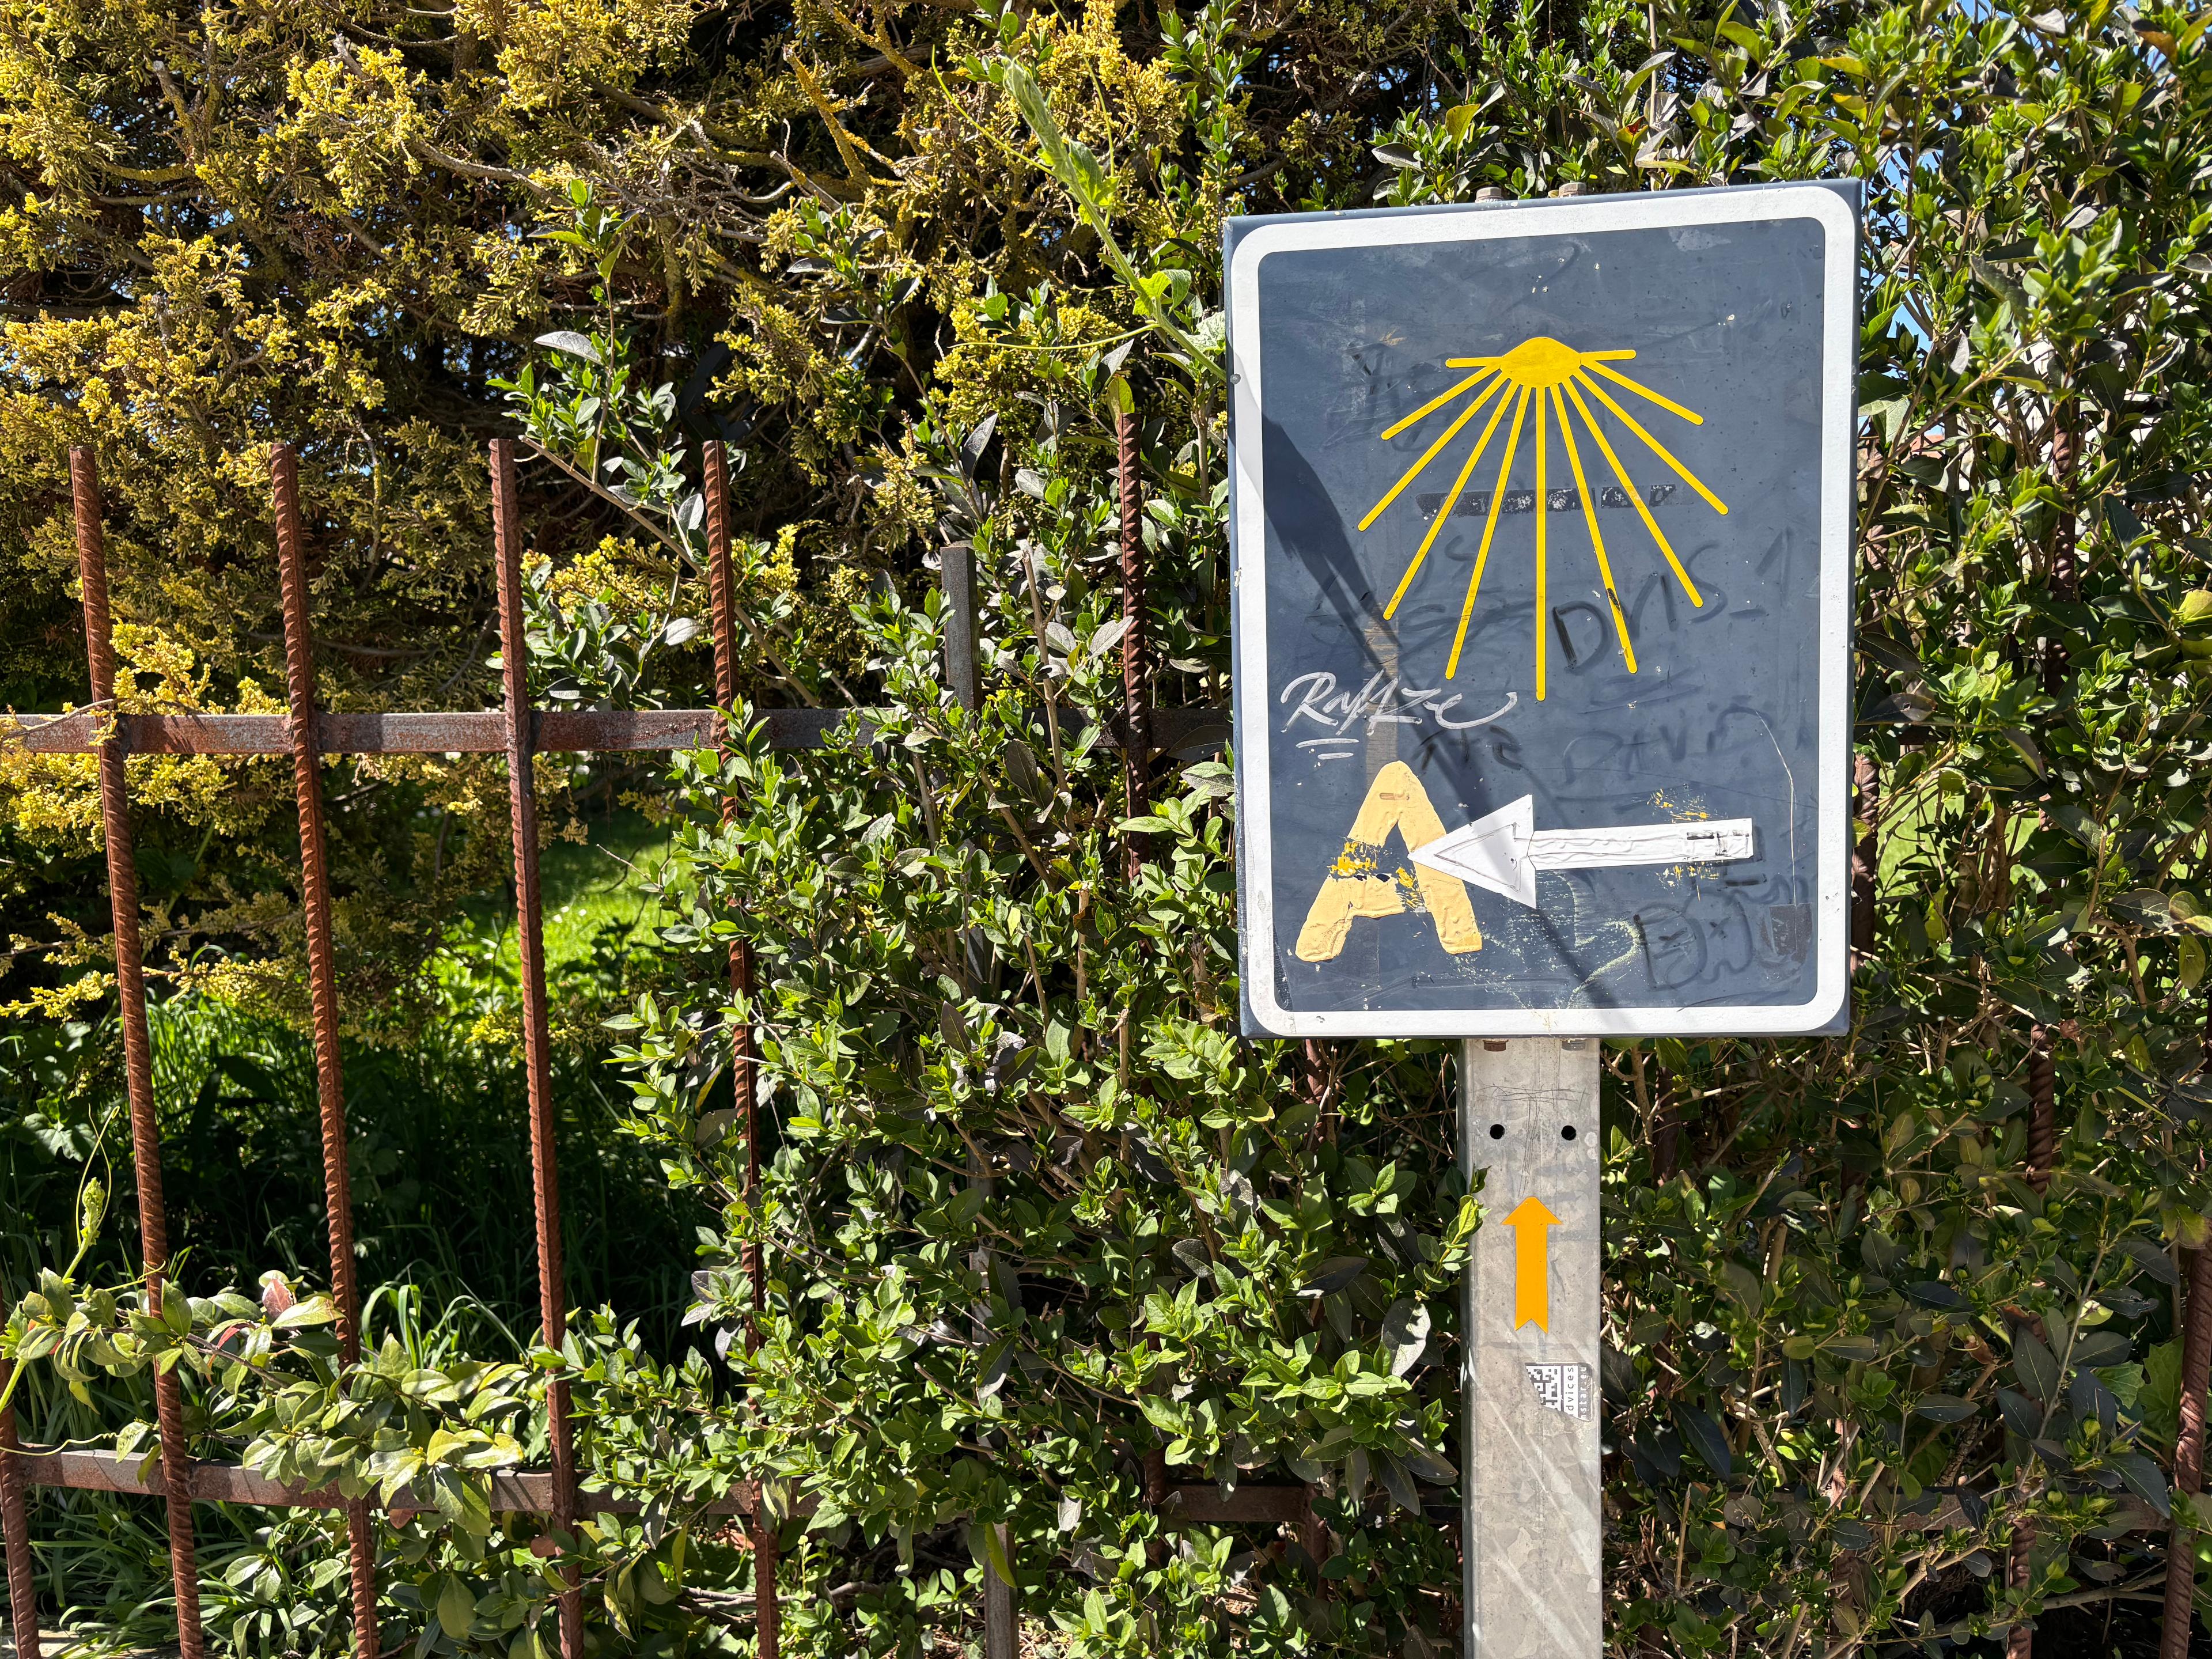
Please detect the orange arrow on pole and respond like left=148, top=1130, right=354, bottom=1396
left=1503, top=1197, right=1561, bottom=1331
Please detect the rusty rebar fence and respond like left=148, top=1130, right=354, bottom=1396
left=0, top=437, right=1287, bottom=1659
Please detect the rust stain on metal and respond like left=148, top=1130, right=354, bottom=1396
left=70, top=447, right=207, bottom=1659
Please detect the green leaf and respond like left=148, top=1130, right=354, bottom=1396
left=2141, top=1339, right=2183, bottom=1444
left=1675, top=1404, right=1733, bottom=1476
left=2098, top=1363, right=2145, bottom=1410
left=2120, top=1237, right=2180, bottom=1286
left=2012, top=1328, right=2062, bottom=1403
left=535, top=331, right=603, bottom=365
left=1912, top=1393, right=1978, bottom=1423
left=1382, top=1300, right=1430, bottom=1377
left=2112, top=1452, right=2171, bottom=1517
left=160, top=1281, right=190, bottom=1336
left=436, top=1575, right=475, bottom=1638
left=977, top=1520, right=1015, bottom=1588
left=272, top=1295, right=339, bottom=1330
left=1297, top=1256, right=1369, bottom=1298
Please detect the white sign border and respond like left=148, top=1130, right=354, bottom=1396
left=1228, top=185, right=1857, bottom=1039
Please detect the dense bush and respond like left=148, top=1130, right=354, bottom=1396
left=5, top=0, right=2212, bottom=1654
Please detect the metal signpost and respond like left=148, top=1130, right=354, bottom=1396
left=1226, top=183, right=1859, bottom=1654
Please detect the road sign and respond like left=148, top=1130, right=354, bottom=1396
left=1228, top=183, right=1859, bottom=1038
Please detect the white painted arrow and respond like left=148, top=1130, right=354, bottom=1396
left=1407, top=796, right=1756, bottom=908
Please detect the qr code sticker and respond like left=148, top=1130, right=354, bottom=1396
left=1525, top=1362, right=1593, bottom=1421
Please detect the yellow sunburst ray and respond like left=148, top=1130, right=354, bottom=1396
left=1551, top=385, right=1637, bottom=679
left=1533, top=389, right=1550, bottom=702
left=1361, top=371, right=1508, bottom=535
left=1562, top=378, right=1703, bottom=608
left=1569, top=370, right=1728, bottom=515
left=1381, top=366, right=1498, bottom=441
left=1381, top=379, right=1518, bottom=616
left=1445, top=385, right=1532, bottom=680
left=1361, top=334, right=1725, bottom=685
left=1584, top=359, right=1703, bottom=425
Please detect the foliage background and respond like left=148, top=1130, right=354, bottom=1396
left=3, top=0, right=2212, bottom=1654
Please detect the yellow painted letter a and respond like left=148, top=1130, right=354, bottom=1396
left=1293, top=762, right=1482, bottom=963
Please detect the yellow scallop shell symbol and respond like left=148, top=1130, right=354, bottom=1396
left=1360, top=336, right=1729, bottom=698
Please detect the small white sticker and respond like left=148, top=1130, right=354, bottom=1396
left=1525, top=1362, right=1593, bottom=1421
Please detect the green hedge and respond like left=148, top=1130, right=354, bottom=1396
left=6, top=0, right=2212, bottom=1653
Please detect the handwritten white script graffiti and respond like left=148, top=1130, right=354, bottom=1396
left=1279, top=671, right=1516, bottom=762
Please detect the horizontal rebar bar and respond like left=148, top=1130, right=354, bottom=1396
left=10, top=1446, right=1356, bottom=1529
left=2, top=705, right=1227, bottom=757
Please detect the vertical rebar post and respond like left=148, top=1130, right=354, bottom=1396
left=70, top=448, right=206, bottom=1659
left=931, top=512, right=1018, bottom=1654
left=1647, top=1057, right=1680, bottom=1183
left=702, top=440, right=780, bottom=1659
left=488, top=440, right=584, bottom=1657
left=2025, top=1027, right=2055, bottom=1195
left=2007, top=1022, right=2062, bottom=1659
left=268, top=444, right=381, bottom=1659
left=2044, top=412, right=2075, bottom=695
left=1115, top=402, right=1148, bottom=881
left=701, top=444, right=765, bottom=1343
left=1850, top=751, right=1878, bottom=969
left=1113, top=397, right=1176, bottom=1588
left=0, top=1356, right=39, bottom=1659
left=2162, top=1245, right=2212, bottom=1659
left=2005, top=1525, right=2035, bottom=1659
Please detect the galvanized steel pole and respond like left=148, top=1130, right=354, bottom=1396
left=1460, top=1038, right=1603, bottom=1659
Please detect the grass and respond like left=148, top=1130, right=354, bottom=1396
left=536, top=809, right=680, bottom=966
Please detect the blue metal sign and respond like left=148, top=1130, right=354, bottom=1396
left=1229, top=184, right=1859, bottom=1037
